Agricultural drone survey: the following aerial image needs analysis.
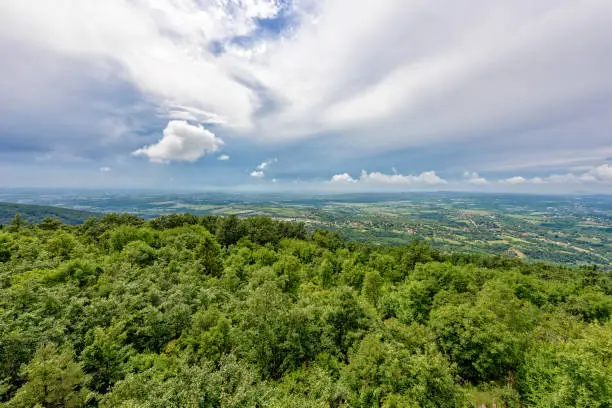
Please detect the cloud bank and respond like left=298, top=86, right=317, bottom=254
left=501, top=164, right=612, bottom=186
left=330, top=170, right=447, bottom=188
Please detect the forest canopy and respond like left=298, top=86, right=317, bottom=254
left=0, top=213, right=610, bottom=407
left=0, top=202, right=96, bottom=225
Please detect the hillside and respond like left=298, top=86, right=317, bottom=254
left=0, top=202, right=98, bottom=225
left=0, top=213, right=610, bottom=407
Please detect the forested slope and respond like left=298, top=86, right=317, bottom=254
left=0, top=213, right=610, bottom=407
left=0, top=202, right=97, bottom=225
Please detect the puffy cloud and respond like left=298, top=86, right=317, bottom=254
left=99, top=167, right=111, bottom=172
left=463, top=171, right=487, bottom=185
left=329, top=173, right=357, bottom=184
left=329, top=170, right=446, bottom=187
left=132, top=120, right=223, bottom=163
left=218, top=154, right=230, bottom=161
left=250, top=170, right=265, bottom=178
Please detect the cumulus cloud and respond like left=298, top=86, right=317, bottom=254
left=99, top=167, right=111, bottom=172
left=329, top=170, right=446, bottom=187
left=330, top=173, right=358, bottom=184
left=250, top=170, right=265, bottom=178
left=218, top=154, right=230, bottom=161
left=132, top=120, right=223, bottom=163
left=463, top=171, right=487, bottom=185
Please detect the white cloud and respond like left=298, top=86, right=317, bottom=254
left=329, top=170, right=447, bottom=187
left=256, top=158, right=278, bottom=170
left=463, top=171, right=487, bottom=185
left=498, top=164, right=612, bottom=186
left=533, top=165, right=612, bottom=184
left=360, top=170, right=447, bottom=186
left=249, top=157, right=278, bottom=178
left=218, top=154, right=230, bottom=161
left=543, top=173, right=595, bottom=184
left=504, top=176, right=527, bottom=184
left=132, top=120, right=223, bottom=163
left=3, top=2, right=610, bottom=142
left=588, top=164, right=612, bottom=182
left=329, top=173, right=357, bottom=184
left=99, top=167, right=111, bottom=172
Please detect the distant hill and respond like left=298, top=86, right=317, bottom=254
left=0, top=202, right=97, bottom=225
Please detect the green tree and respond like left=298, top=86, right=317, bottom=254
left=430, top=281, right=537, bottom=381
left=38, top=217, right=62, bottom=231
left=342, top=333, right=467, bottom=407
left=194, top=230, right=223, bottom=276
left=0, top=231, right=12, bottom=262
left=518, top=323, right=612, bottom=407
left=5, top=344, right=90, bottom=408
left=45, top=230, right=77, bottom=260
left=150, top=213, right=199, bottom=230
left=122, top=240, right=156, bottom=266
left=8, top=214, right=23, bottom=232
left=318, top=258, right=335, bottom=288
left=216, top=215, right=245, bottom=247
left=82, top=324, right=134, bottom=394
left=362, top=269, right=383, bottom=306
left=243, top=216, right=279, bottom=245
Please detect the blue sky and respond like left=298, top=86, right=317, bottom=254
left=1, top=0, right=612, bottom=193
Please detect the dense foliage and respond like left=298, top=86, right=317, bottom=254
left=0, top=213, right=610, bottom=407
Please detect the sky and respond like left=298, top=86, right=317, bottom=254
left=0, top=0, right=611, bottom=193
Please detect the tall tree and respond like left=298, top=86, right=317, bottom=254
left=5, top=344, right=90, bottom=408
